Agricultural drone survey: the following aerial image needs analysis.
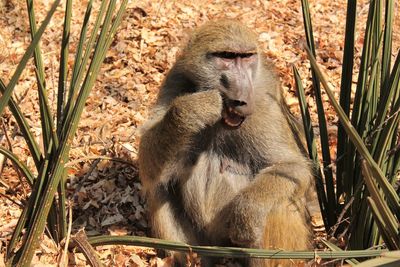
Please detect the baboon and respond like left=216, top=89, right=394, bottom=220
left=138, top=20, right=312, bottom=267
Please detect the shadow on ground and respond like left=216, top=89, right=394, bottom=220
left=69, top=158, right=148, bottom=238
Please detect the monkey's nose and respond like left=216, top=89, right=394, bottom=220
left=230, top=99, right=253, bottom=117
left=232, top=100, right=247, bottom=107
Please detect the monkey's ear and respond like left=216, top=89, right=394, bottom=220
left=180, top=27, right=198, bottom=54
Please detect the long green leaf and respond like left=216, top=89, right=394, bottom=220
left=0, top=79, right=42, bottom=168
left=15, top=1, right=127, bottom=265
left=56, top=0, right=72, bottom=135
left=62, top=0, right=107, bottom=134
left=35, top=71, right=59, bottom=150
left=358, top=41, right=383, bottom=141
left=344, top=4, right=378, bottom=224
left=293, top=66, right=329, bottom=229
left=351, top=0, right=376, bottom=131
left=26, top=0, right=55, bottom=153
left=56, top=169, right=67, bottom=241
left=362, top=161, right=399, bottom=249
left=357, top=255, right=400, bottom=267
left=374, top=52, right=400, bottom=132
left=0, top=147, right=34, bottom=185
left=300, top=0, right=336, bottom=227
left=320, top=239, right=359, bottom=265
left=372, top=52, right=400, bottom=166
left=25, top=0, right=62, bottom=243
left=67, top=0, right=93, bottom=108
left=0, top=0, right=60, bottom=122
left=366, top=0, right=382, bottom=133
left=336, top=0, right=356, bottom=202
left=53, top=0, right=73, bottom=243
left=6, top=201, right=29, bottom=261
left=305, top=46, right=400, bottom=215
left=7, top=157, right=49, bottom=261
left=380, top=0, right=393, bottom=94
left=87, top=235, right=386, bottom=259
left=367, top=197, right=396, bottom=250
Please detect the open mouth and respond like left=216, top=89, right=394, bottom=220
left=222, top=105, right=245, bottom=128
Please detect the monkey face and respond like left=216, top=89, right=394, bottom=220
left=211, top=51, right=258, bottom=128
left=179, top=19, right=260, bottom=128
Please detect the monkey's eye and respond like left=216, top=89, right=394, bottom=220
left=211, top=52, right=256, bottom=59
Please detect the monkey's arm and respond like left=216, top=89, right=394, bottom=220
left=228, top=160, right=312, bottom=246
left=139, top=90, right=222, bottom=189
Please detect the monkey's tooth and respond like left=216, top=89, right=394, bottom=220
left=232, top=109, right=241, bottom=116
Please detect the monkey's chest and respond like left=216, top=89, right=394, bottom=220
left=180, top=152, right=252, bottom=227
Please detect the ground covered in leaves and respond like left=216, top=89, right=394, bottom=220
left=0, top=0, right=399, bottom=266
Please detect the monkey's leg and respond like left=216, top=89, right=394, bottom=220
left=249, top=199, right=310, bottom=267
left=228, top=163, right=312, bottom=267
left=148, top=187, right=207, bottom=267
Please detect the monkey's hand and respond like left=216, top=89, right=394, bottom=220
left=228, top=194, right=270, bottom=246
left=139, top=90, right=223, bottom=189
left=169, top=90, right=223, bottom=132
left=228, top=164, right=311, bottom=246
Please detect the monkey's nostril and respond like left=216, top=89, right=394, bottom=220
left=232, top=100, right=247, bottom=107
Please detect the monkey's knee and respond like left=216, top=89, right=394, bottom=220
left=256, top=201, right=310, bottom=267
left=263, top=201, right=310, bottom=250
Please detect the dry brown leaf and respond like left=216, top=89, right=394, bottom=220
left=101, top=214, right=125, bottom=227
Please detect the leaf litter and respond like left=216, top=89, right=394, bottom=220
left=0, top=0, right=399, bottom=266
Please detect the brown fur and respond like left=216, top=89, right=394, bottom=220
left=139, top=20, right=313, bottom=267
